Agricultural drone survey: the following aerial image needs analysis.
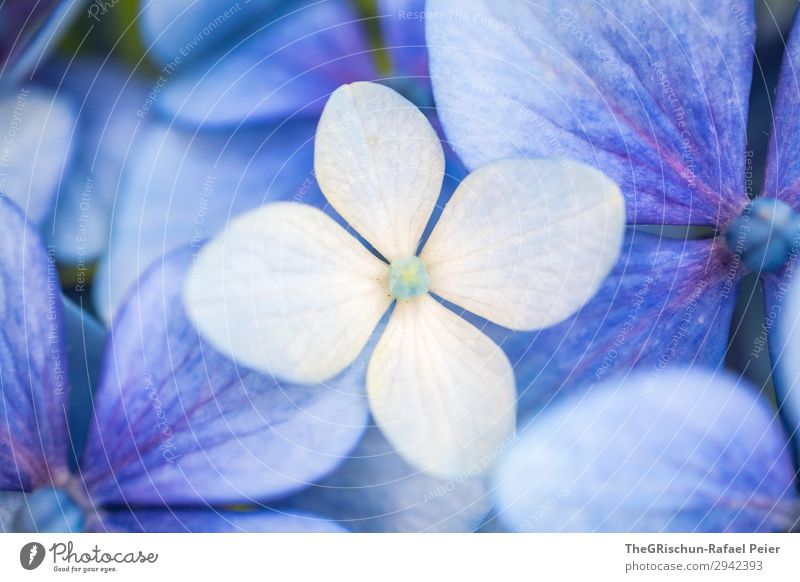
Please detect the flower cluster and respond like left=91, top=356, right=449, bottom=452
left=1, top=0, right=800, bottom=533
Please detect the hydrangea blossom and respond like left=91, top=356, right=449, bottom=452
left=0, top=198, right=365, bottom=532
left=184, top=81, right=626, bottom=476
left=426, top=0, right=800, bottom=423
left=493, top=368, right=799, bottom=532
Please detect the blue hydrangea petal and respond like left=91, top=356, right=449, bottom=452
left=80, top=249, right=368, bottom=506
left=767, top=272, right=800, bottom=460
left=93, top=118, right=322, bottom=323
left=284, top=427, right=492, bottom=532
left=0, top=87, right=74, bottom=225
left=96, top=508, right=346, bottom=533
left=484, top=231, right=741, bottom=419
left=37, top=58, right=148, bottom=264
left=494, top=369, right=799, bottom=532
left=159, top=1, right=377, bottom=126
left=427, top=0, right=754, bottom=225
left=0, top=0, right=83, bottom=85
left=139, top=0, right=282, bottom=68
left=0, top=199, right=70, bottom=489
left=763, top=10, right=800, bottom=208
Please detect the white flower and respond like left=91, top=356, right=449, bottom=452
left=184, top=81, right=626, bottom=478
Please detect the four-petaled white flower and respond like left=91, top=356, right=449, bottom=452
left=184, top=81, right=625, bottom=477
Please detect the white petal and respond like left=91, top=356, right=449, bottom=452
left=184, top=202, right=391, bottom=383
left=420, top=159, right=625, bottom=330
left=314, top=81, right=444, bottom=260
left=368, top=295, right=516, bottom=478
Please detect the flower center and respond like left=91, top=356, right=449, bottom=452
left=725, top=198, right=800, bottom=273
left=388, top=256, right=430, bottom=300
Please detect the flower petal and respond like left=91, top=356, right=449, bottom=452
left=368, top=294, right=516, bottom=478
left=93, top=119, right=321, bottom=323
left=285, top=426, right=493, bottom=532
left=0, top=200, right=70, bottom=489
left=186, top=202, right=390, bottom=383
left=159, top=1, right=377, bottom=126
left=39, top=58, right=147, bottom=264
left=493, top=369, right=799, bottom=532
left=769, top=272, right=800, bottom=461
left=421, top=159, right=625, bottom=330
left=427, top=0, right=754, bottom=225
left=764, top=9, right=800, bottom=208
left=0, top=87, right=74, bottom=224
left=139, top=0, right=281, bottom=68
left=315, top=81, right=444, bottom=259
left=97, top=509, right=345, bottom=533
left=81, top=249, right=369, bottom=505
left=0, top=0, right=83, bottom=84
left=0, top=491, right=24, bottom=532
left=494, top=231, right=740, bottom=418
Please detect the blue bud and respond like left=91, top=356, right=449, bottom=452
left=725, top=198, right=800, bottom=273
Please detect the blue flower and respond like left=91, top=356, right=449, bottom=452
left=0, top=198, right=364, bottom=532
left=492, top=368, right=799, bottom=532
left=94, top=0, right=464, bottom=323
left=426, top=1, right=800, bottom=433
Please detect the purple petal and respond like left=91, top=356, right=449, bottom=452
left=139, top=0, right=282, bottom=68
left=285, top=427, right=492, bottom=532
left=484, top=231, right=741, bottom=418
left=93, top=118, right=322, bottom=322
left=0, top=199, right=70, bottom=490
left=37, top=58, right=148, bottom=264
left=763, top=10, right=800, bottom=208
left=81, top=249, right=369, bottom=506
left=427, top=0, right=753, bottom=225
left=494, top=368, right=798, bottom=532
left=97, top=508, right=346, bottom=533
left=0, top=87, right=74, bottom=225
left=159, top=1, right=377, bottom=126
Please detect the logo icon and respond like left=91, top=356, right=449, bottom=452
left=20, top=542, right=46, bottom=570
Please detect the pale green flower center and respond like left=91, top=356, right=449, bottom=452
left=388, top=256, right=430, bottom=300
